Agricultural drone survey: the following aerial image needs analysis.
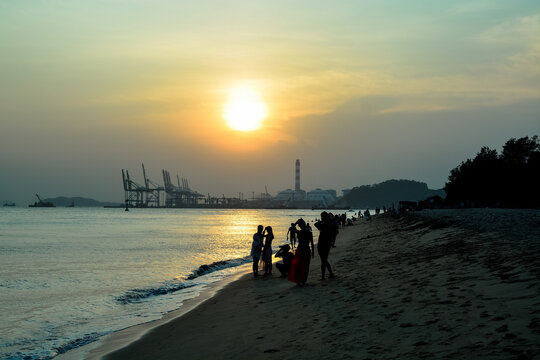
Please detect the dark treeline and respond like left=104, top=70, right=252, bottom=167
left=444, top=135, right=540, bottom=208
left=343, top=179, right=445, bottom=208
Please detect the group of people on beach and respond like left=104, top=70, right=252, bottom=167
left=250, top=225, right=275, bottom=276
left=250, top=211, right=340, bottom=285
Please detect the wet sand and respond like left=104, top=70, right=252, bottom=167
left=102, top=209, right=540, bottom=360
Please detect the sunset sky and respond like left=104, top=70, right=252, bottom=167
left=1, top=1, right=539, bottom=204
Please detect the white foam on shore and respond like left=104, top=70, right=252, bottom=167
left=57, top=264, right=251, bottom=360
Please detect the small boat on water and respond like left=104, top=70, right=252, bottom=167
left=29, top=194, right=56, bottom=208
left=3, top=202, right=16, bottom=207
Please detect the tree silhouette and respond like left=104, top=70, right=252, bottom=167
left=445, top=135, right=540, bottom=208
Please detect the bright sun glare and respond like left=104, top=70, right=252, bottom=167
left=223, top=85, right=268, bottom=131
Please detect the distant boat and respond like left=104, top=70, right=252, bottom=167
left=29, top=194, right=56, bottom=208
left=3, top=202, right=16, bottom=207
left=66, top=201, right=75, bottom=207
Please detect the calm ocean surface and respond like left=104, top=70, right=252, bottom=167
left=0, top=207, right=327, bottom=360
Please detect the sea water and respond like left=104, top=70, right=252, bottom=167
left=0, top=207, right=331, bottom=360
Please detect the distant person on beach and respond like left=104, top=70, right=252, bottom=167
left=332, top=214, right=340, bottom=247
left=251, top=225, right=264, bottom=277
left=288, top=218, right=314, bottom=286
left=315, top=212, right=337, bottom=280
left=261, top=226, right=274, bottom=276
left=275, top=244, right=294, bottom=277
left=287, top=223, right=297, bottom=249
left=364, top=209, right=371, bottom=221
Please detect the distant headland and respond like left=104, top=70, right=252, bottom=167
left=338, top=180, right=445, bottom=209
left=37, top=197, right=122, bottom=208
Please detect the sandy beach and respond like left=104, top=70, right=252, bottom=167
left=99, top=209, right=540, bottom=360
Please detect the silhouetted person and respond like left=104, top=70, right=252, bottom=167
left=364, top=209, right=371, bottom=221
left=315, top=211, right=337, bottom=280
left=251, top=225, right=264, bottom=277
left=261, top=226, right=274, bottom=276
left=288, top=218, right=314, bottom=286
left=287, top=223, right=297, bottom=249
left=332, top=214, right=340, bottom=247
left=275, top=244, right=294, bottom=277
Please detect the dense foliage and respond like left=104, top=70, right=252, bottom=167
left=343, top=179, right=445, bottom=208
left=444, top=136, right=540, bottom=208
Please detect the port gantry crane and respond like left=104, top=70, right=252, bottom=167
left=122, top=163, right=205, bottom=208
left=122, top=164, right=164, bottom=208
left=122, top=168, right=146, bottom=208
left=161, top=169, right=204, bottom=207
left=142, top=163, right=163, bottom=207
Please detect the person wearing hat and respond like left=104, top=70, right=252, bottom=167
left=275, top=244, right=294, bottom=277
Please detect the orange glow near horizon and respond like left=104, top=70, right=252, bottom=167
left=223, top=85, right=268, bottom=131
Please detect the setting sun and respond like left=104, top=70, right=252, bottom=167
left=223, top=85, right=268, bottom=131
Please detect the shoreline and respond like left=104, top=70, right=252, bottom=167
left=46, top=209, right=323, bottom=360
left=57, top=264, right=252, bottom=360
left=101, top=209, right=540, bottom=360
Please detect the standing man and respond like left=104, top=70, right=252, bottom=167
left=251, top=225, right=264, bottom=277
left=314, top=212, right=337, bottom=280
left=287, top=222, right=297, bottom=249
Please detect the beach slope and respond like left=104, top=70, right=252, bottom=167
left=104, top=209, right=540, bottom=360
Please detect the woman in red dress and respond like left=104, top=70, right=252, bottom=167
left=288, top=218, right=314, bottom=285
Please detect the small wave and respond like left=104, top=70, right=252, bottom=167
left=54, top=332, right=102, bottom=356
left=117, top=256, right=251, bottom=304
left=116, top=282, right=196, bottom=304
left=186, top=256, right=251, bottom=280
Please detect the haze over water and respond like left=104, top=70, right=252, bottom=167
left=0, top=207, right=323, bottom=360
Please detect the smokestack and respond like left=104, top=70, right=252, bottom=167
left=295, top=159, right=300, bottom=191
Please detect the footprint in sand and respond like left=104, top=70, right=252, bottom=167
left=527, top=318, right=540, bottom=331
left=399, top=323, right=415, bottom=328
left=480, top=311, right=490, bottom=318
left=495, top=324, right=508, bottom=333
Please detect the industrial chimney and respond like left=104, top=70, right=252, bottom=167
left=295, top=159, right=300, bottom=191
